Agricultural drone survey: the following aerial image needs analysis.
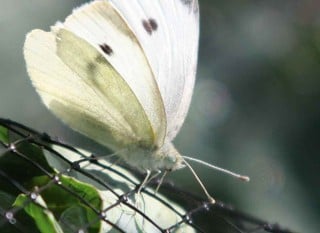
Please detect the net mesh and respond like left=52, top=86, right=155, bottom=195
left=0, top=118, right=295, bottom=233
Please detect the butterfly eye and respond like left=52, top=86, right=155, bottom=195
left=168, top=155, right=176, bottom=163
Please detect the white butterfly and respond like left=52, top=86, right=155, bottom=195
left=25, top=0, right=250, bottom=203
left=24, top=0, right=199, bottom=171
left=24, top=0, right=254, bottom=202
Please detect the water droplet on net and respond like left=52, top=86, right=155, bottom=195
left=30, top=192, right=38, bottom=200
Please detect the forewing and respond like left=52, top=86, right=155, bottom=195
left=109, top=0, right=200, bottom=140
left=24, top=28, right=155, bottom=151
left=58, top=1, right=166, bottom=145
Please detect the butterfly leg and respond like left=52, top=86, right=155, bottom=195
left=154, top=170, right=167, bottom=195
left=137, top=169, right=151, bottom=194
left=137, top=169, right=164, bottom=194
left=148, top=170, right=162, bottom=184
left=145, top=170, right=163, bottom=191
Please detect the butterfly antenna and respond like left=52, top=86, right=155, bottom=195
left=183, top=156, right=250, bottom=182
left=183, top=159, right=215, bottom=204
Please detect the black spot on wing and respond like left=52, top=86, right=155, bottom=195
left=99, top=43, right=113, bottom=55
left=180, top=0, right=199, bottom=13
left=142, top=18, right=158, bottom=35
left=149, top=19, right=158, bottom=31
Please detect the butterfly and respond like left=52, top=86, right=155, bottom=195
left=23, top=0, right=224, bottom=202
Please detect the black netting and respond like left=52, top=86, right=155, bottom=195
left=0, top=118, right=295, bottom=233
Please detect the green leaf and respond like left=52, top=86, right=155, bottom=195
left=30, top=175, right=102, bottom=233
left=0, top=137, right=105, bottom=232
left=0, top=142, right=54, bottom=195
left=0, top=125, right=9, bottom=144
left=13, top=174, right=103, bottom=233
left=14, top=194, right=63, bottom=233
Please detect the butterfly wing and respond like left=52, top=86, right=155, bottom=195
left=58, top=1, right=167, bottom=146
left=24, top=1, right=167, bottom=151
left=110, top=0, right=200, bottom=140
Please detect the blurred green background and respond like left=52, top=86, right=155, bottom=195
left=1, top=0, right=319, bottom=232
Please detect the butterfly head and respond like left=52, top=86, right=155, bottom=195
left=155, top=142, right=185, bottom=171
